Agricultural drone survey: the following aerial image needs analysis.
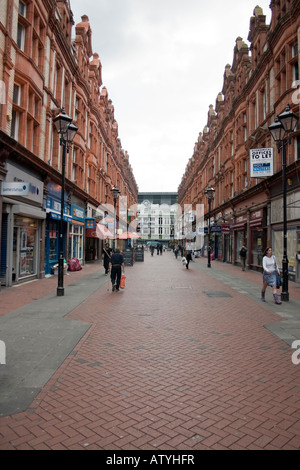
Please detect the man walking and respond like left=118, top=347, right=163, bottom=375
left=109, top=249, right=125, bottom=291
left=239, top=243, right=247, bottom=271
left=102, top=242, right=112, bottom=275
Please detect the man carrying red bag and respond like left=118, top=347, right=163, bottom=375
left=109, top=249, right=125, bottom=292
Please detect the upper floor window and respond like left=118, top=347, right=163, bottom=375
left=13, top=84, right=21, bottom=106
left=17, top=22, right=26, bottom=51
left=11, top=84, right=22, bottom=140
left=19, top=1, right=26, bottom=16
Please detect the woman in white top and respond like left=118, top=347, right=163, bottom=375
left=261, top=247, right=281, bottom=304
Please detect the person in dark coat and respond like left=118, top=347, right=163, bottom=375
left=109, top=249, right=125, bottom=292
left=102, top=242, right=112, bottom=275
left=185, top=250, right=192, bottom=269
left=239, top=243, right=247, bottom=271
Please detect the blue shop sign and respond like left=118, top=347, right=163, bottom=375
left=211, top=225, right=222, bottom=233
left=46, top=195, right=72, bottom=222
left=71, top=204, right=85, bottom=222
left=204, top=225, right=222, bottom=234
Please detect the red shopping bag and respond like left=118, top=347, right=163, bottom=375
left=120, top=274, right=126, bottom=289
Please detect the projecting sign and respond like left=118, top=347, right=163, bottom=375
left=250, top=148, right=273, bottom=178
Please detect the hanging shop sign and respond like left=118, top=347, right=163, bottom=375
left=250, top=148, right=273, bottom=178
left=85, top=218, right=95, bottom=229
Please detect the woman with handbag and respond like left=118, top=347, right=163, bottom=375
left=261, top=247, right=282, bottom=304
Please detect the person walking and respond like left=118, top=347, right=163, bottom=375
left=261, top=247, right=282, bottom=304
left=102, top=242, right=112, bottom=275
left=109, top=249, right=125, bottom=292
left=183, top=249, right=192, bottom=269
left=239, top=243, right=247, bottom=271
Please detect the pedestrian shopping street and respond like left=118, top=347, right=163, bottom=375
left=0, top=251, right=300, bottom=450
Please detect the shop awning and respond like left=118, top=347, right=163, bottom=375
left=96, top=223, right=114, bottom=239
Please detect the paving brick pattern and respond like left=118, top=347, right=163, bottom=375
left=0, top=253, right=300, bottom=450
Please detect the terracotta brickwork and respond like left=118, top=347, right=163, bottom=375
left=0, top=0, right=138, bottom=208
left=0, top=0, right=138, bottom=287
left=178, top=1, right=300, bottom=277
left=179, top=2, right=299, bottom=210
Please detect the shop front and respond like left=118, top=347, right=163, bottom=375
left=1, top=161, right=45, bottom=286
left=85, top=218, right=98, bottom=261
left=221, top=224, right=233, bottom=263
left=232, top=213, right=247, bottom=264
left=271, top=193, right=299, bottom=282
left=85, top=203, right=105, bottom=261
left=249, top=208, right=266, bottom=270
left=69, top=203, right=85, bottom=264
left=45, top=181, right=72, bottom=275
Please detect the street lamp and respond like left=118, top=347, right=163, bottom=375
left=205, top=186, right=215, bottom=268
left=111, top=185, right=120, bottom=251
left=268, top=103, right=298, bottom=302
left=53, top=108, right=78, bottom=296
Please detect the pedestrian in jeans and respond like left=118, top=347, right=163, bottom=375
left=109, top=249, right=125, bottom=292
left=261, top=247, right=282, bottom=304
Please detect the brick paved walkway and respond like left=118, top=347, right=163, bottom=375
left=0, top=253, right=300, bottom=450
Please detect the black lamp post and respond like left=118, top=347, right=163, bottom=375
left=111, top=185, right=120, bottom=251
left=205, top=187, right=215, bottom=268
left=268, top=104, right=298, bottom=302
left=53, top=108, right=78, bottom=296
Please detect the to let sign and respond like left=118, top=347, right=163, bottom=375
left=250, top=148, right=273, bottom=178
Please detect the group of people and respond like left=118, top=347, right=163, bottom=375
left=102, top=243, right=125, bottom=292
left=102, top=240, right=283, bottom=303
left=173, top=244, right=184, bottom=259
left=149, top=243, right=164, bottom=256
left=240, top=242, right=282, bottom=305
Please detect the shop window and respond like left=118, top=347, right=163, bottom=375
left=252, top=229, right=264, bottom=266
left=13, top=217, right=38, bottom=280
left=49, top=232, right=58, bottom=260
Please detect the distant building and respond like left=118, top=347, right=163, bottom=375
left=137, top=192, right=178, bottom=246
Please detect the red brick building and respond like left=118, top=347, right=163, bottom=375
left=178, top=1, right=300, bottom=283
left=0, top=0, right=138, bottom=287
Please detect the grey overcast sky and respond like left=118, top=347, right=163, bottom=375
left=70, top=0, right=272, bottom=192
